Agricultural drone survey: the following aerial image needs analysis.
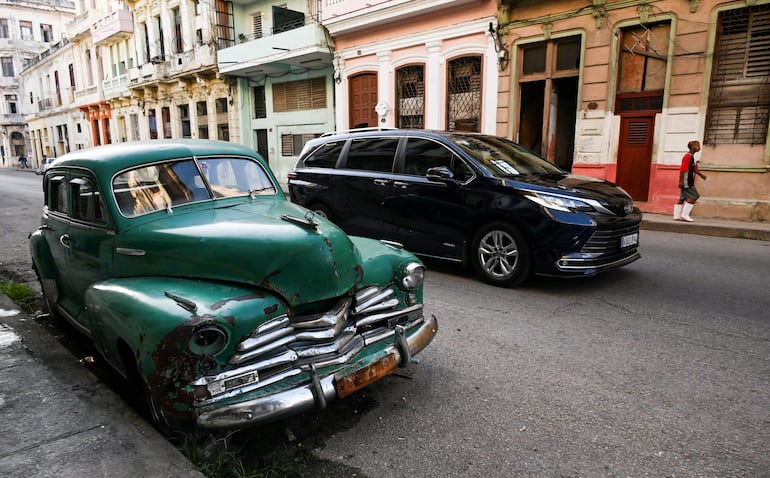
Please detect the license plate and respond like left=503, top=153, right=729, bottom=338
left=620, top=232, right=638, bottom=248
left=335, top=354, right=397, bottom=398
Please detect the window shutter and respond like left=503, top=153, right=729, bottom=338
left=252, top=13, right=263, bottom=39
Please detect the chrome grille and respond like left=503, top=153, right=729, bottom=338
left=581, top=224, right=640, bottom=254
left=197, top=285, right=423, bottom=403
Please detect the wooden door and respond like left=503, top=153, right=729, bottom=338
left=616, top=116, right=654, bottom=201
left=349, top=73, right=378, bottom=129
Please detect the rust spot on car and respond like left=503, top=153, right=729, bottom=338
left=264, top=304, right=278, bottom=315
left=211, top=293, right=265, bottom=310
left=146, top=314, right=221, bottom=416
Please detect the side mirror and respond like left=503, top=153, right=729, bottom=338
left=425, top=166, right=454, bottom=182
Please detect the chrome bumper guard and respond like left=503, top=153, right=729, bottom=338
left=195, top=314, right=438, bottom=429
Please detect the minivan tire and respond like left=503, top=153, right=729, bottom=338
left=309, top=203, right=335, bottom=223
left=471, top=222, right=532, bottom=287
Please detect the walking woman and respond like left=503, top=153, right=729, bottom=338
left=674, top=140, right=707, bottom=222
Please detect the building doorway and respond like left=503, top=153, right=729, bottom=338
left=616, top=112, right=655, bottom=200
left=614, top=22, right=670, bottom=200
left=348, top=73, right=377, bottom=128
left=516, top=36, right=580, bottom=170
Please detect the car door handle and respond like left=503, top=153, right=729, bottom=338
left=59, top=234, right=73, bottom=248
left=392, top=181, right=409, bottom=189
left=373, top=179, right=391, bottom=187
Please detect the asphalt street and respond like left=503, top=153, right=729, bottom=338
left=1, top=168, right=768, bottom=477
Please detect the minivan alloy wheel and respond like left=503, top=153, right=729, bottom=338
left=472, top=222, right=532, bottom=287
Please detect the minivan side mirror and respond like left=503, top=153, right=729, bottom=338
left=425, top=166, right=454, bottom=182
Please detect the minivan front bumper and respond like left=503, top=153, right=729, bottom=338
left=553, top=221, right=641, bottom=275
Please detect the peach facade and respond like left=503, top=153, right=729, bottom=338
left=496, top=0, right=769, bottom=221
left=323, top=0, right=499, bottom=132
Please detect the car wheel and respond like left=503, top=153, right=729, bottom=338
left=309, top=203, right=335, bottom=222
left=119, top=346, right=175, bottom=436
left=471, top=222, right=532, bottom=287
left=33, top=265, right=61, bottom=319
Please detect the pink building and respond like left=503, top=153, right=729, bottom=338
left=322, top=0, right=500, bottom=133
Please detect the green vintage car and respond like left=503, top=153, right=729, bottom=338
left=29, top=139, right=437, bottom=431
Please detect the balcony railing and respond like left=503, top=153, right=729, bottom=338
left=92, top=9, right=134, bottom=46
left=103, top=74, right=128, bottom=99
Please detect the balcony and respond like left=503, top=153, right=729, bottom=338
left=127, top=60, right=170, bottom=89
left=103, top=74, right=129, bottom=100
left=67, top=10, right=93, bottom=40
left=92, top=9, right=134, bottom=46
left=168, top=44, right=218, bottom=78
left=321, top=0, right=478, bottom=35
left=218, top=22, right=331, bottom=77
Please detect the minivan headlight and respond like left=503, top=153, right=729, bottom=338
left=399, top=262, right=425, bottom=291
left=523, top=191, right=594, bottom=213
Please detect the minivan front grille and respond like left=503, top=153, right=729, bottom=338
left=581, top=224, right=640, bottom=255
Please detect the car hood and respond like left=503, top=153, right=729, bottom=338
left=514, top=173, right=636, bottom=215
left=114, top=199, right=362, bottom=307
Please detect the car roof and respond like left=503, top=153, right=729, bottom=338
left=51, top=139, right=261, bottom=176
left=305, top=128, right=493, bottom=147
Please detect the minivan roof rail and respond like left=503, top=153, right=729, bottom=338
left=321, top=127, right=399, bottom=137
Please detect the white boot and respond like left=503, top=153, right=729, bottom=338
left=673, top=204, right=683, bottom=220
left=681, top=202, right=695, bottom=222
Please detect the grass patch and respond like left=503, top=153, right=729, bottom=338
left=0, top=280, right=38, bottom=315
left=180, top=433, right=307, bottom=478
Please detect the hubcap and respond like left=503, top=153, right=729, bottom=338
left=478, top=230, right=519, bottom=279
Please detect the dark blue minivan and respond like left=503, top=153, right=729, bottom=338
left=288, top=129, right=641, bottom=286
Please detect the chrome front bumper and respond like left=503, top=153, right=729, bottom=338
left=195, top=314, right=438, bottom=429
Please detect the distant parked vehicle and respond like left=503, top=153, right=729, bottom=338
left=289, top=129, right=642, bottom=287
left=35, top=157, right=56, bottom=175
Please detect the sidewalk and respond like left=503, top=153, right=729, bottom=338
left=0, top=293, right=204, bottom=478
left=640, top=212, right=770, bottom=241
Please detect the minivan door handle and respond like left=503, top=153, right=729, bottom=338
left=373, top=179, right=391, bottom=187
left=392, top=181, right=409, bottom=189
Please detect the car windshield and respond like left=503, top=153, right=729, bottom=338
left=113, top=156, right=276, bottom=217
left=450, top=134, right=565, bottom=177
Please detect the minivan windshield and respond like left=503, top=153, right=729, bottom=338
left=450, top=134, right=565, bottom=177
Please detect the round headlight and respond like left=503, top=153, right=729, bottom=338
left=188, top=325, right=228, bottom=357
left=400, top=262, right=425, bottom=291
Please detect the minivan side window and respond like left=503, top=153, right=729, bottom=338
left=403, top=138, right=453, bottom=175
left=345, top=137, right=398, bottom=172
left=403, top=138, right=474, bottom=181
left=305, top=141, right=344, bottom=168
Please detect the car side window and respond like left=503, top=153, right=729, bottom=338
left=344, top=137, right=398, bottom=172
left=304, top=141, right=344, bottom=168
left=403, top=138, right=454, bottom=176
left=403, top=137, right=474, bottom=182
left=70, top=175, right=107, bottom=225
left=47, top=174, right=69, bottom=214
left=452, top=159, right=474, bottom=182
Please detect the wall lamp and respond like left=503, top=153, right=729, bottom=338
left=488, top=22, right=509, bottom=71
